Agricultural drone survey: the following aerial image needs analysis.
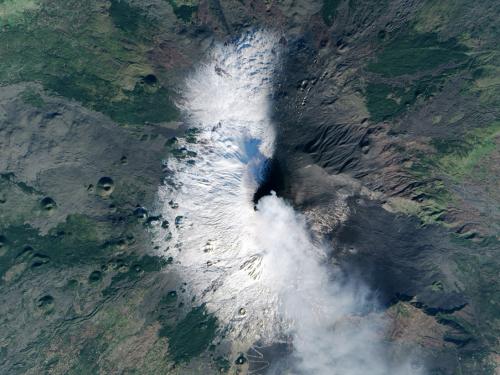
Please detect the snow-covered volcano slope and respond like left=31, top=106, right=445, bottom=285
left=156, top=30, right=424, bottom=375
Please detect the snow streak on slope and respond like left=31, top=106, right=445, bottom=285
left=156, top=30, right=424, bottom=375
left=158, top=31, right=283, bottom=346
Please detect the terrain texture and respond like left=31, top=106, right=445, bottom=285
left=0, top=0, right=499, bottom=374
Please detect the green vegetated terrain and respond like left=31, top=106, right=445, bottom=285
left=0, top=166, right=226, bottom=373
left=168, top=0, right=198, bottom=22
left=365, top=32, right=469, bottom=122
left=359, top=1, right=500, bottom=371
left=0, top=0, right=179, bottom=125
left=423, top=122, right=500, bottom=182
left=159, top=304, right=218, bottom=363
left=364, top=0, right=500, bottom=233
left=321, top=0, right=341, bottom=26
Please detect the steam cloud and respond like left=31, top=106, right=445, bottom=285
left=156, top=30, right=424, bottom=375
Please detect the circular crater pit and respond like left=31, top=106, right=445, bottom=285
left=40, top=197, right=56, bottom=212
left=96, top=177, right=115, bottom=197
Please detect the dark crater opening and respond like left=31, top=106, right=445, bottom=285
left=142, top=74, right=158, bottom=85
left=253, top=158, right=284, bottom=205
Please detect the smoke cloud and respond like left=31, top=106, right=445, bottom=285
left=255, top=193, right=422, bottom=374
